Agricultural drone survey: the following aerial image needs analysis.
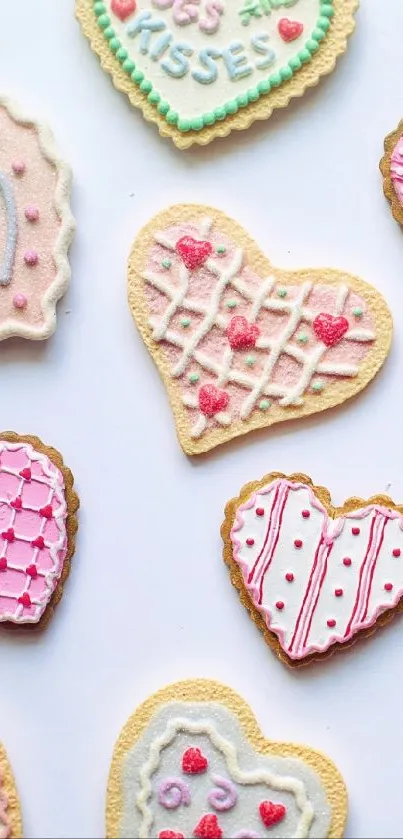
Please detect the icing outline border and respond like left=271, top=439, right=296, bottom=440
left=0, top=97, right=75, bottom=341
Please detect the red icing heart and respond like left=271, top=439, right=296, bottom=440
left=193, top=814, right=223, bottom=839
left=40, top=504, right=53, bottom=519
left=26, top=565, right=38, bottom=578
left=278, top=18, right=304, bottom=42
left=10, top=497, right=22, bottom=510
left=198, top=385, right=229, bottom=418
left=176, top=236, right=213, bottom=271
left=0, top=558, right=7, bottom=571
left=19, top=468, right=31, bottom=481
left=2, top=528, right=14, bottom=542
left=225, top=316, right=260, bottom=350
left=259, top=801, right=287, bottom=827
left=182, top=746, right=208, bottom=774
left=111, top=0, right=136, bottom=21
left=313, top=313, right=349, bottom=347
left=18, top=592, right=32, bottom=608
left=159, top=833, right=185, bottom=839
left=32, top=535, right=45, bottom=549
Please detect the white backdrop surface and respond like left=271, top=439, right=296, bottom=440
left=1, top=1, right=403, bottom=836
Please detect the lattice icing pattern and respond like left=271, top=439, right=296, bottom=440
left=141, top=215, right=376, bottom=444
left=0, top=442, right=68, bottom=624
left=230, top=478, right=403, bottom=662
left=0, top=98, right=74, bottom=340
left=390, top=133, right=403, bottom=207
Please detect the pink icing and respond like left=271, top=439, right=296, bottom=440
left=390, top=134, right=403, bottom=207
left=0, top=771, right=10, bottom=839
left=143, top=220, right=376, bottom=440
left=12, top=294, right=27, bottom=310
left=0, top=441, right=68, bottom=624
left=0, top=105, right=61, bottom=334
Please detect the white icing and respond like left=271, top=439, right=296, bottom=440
left=231, top=479, right=403, bottom=660
left=110, top=0, right=322, bottom=121
left=119, top=701, right=332, bottom=838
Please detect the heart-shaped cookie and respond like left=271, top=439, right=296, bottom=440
left=0, top=97, right=75, bottom=340
left=380, top=118, right=403, bottom=229
left=223, top=472, right=403, bottom=666
left=76, top=0, right=358, bottom=148
left=0, top=432, right=79, bottom=629
left=0, top=743, right=22, bottom=838
left=106, top=679, right=347, bottom=838
left=128, top=204, right=392, bottom=455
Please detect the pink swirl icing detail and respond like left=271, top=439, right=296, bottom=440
left=390, top=134, right=403, bottom=207
left=158, top=778, right=191, bottom=809
left=208, top=775, right=238, bottom=811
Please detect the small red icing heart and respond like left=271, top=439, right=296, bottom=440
left=18, top=592, right=32, bottom=608
left=0, top=558, right=7, bottom=571
left=225, top=316, right=260, bottom=350
left=40, top=504, right=53, bottom=519
left=176, top=236, right=213, bottom=271
left=193, top=814, right=222, bottom=839
left=10, top=497, right=22, bottom=510
left=158, top=832, right=185, bottom=839
left=259, top=801, right=287, bottom=827
left=111, top=0, right=136, bottom=21
left=198, top=384, right=229, bottom=417
left=2, top=528, right=14, bottom=542
left=32, top=535, right=45, bottom=549
left=182, top=746, right=208, bottom=774
left=26, top=564, right=38, bottom=578
left=312, top=313, right=349, bottom=347
left=278, top=18, right=304, bottom=42
left=19, top=468, right=31, bottom=481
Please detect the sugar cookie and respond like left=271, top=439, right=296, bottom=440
left=0, top=743, right=22, bottom=838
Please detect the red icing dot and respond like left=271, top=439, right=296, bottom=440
left=343, top=557, right=352, bottom=566
left=246, top=538, right=255, bottom=546
left=393, top=548, right=401, bottom=558
left=2, top=528, right=14, bottom=542
left=32, top=535, right=45, bottom=549
left=335, top=588, right=343, bottom=597
left=285, top=573, right=294, bottom=582
left=384, top=583, right=393, bottom=592
left=10, top=497, right=22, bottom=510
left=19, top=468, right=31, bottom=481
left=0, top=558, right=7, bottom=571
left=276, top=601, right=284, bottom=610
left=193, top=814, right=222, bottom=839
left=182, top=747, right=208, bottom=774
left=26, top=565, right=38, bottom=578
left=327, top=619, right=336, bottom=628
left=39, top=504, right=53, bottom=519
left=256, top=507, right=265, bottom=517
left=301, top=510, right=310, bottom=518
left=352, top=527, right=360, bottom=535
left=294, top=539, right=303, bottom=548
left=18, top=593, right=31, bottom=608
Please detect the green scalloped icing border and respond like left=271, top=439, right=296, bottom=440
left=93, top=0, right=334, bottom=133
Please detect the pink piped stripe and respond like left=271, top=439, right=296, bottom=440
left=247, top=483, right=280, bottom=584
left=356, top=514, right=388, bottom=627
left=344, top=513, right=384, bottom=638
left=289, top=535, right=325, bottom=655
left=255, top=484, right=290, bottom=604
left=301, top=542, right=334, bottom=655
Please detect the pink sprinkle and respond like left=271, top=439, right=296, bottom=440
left=276, top=601, right=284, bottom=610
left=294, top=539, right=303, bottom=549
left=393, top=548, right=401, bottom=558
left=327, top=619, right=336, bottom=628
left=12, top=160, right=25, bottom=175
left=25, top=206, right=39, bottom=223
left=301, top=510, right=310, bottom=518
left=13, top=294, right=27, bottom=310
left=285, top=573, right=294, bottom=582
left=24, top=250, right=38, bottom=266
left=384, top=583, right=393, bottom=592
left=343, top=557, right=352, bottom=566
left=246, top=538, right=255, bottom=546
left=256, top=507, right=264, bottom=517
left=352, top=527, right=360, bottom=536
left=335, top=588, right=343, bottom=597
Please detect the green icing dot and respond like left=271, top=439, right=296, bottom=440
left=158, top=101, right=170, bottom=116
left=297, top=333, right=309, bottom=344
left=178, top=118, right=192, bottom=132
left=103, top=26, right=115, bottom=39
left=97, top=13, right=110, bottom=28
left=312, top=381, right=324, bottom=393
left=189, top=373, right=199, bottom=384
left=203, top=111, right=216, bottom=125
left=116, top=47, right=128, bottom=61
left=166, top=110, right=179, bottom=125
left=258, top=79, right=271, bottom=95
left=317, top=15, right=331, bottom=30
left=312, top=27, right=327, bottom=41
left=320, top=3, right=335, bottom=17
left=109, top=38, right=120, bottom=53
left=226, top=300, right=238, bottom=309
left=132, top=69, right=144, bottom=83
left=122, top=58, right=135, bottom=74
left=246, top=355, right=256, bottom=367
left=247, top=88, right=260, bottom=102
left=236, top=93, right=249, bottom=108
left=94, top=2, right=106, bottom=14
left=181, top=318, right=191, bottom=328
left=289, top=55, right=302, bottom=71
left=306, top=39, right=319, bottom=53
left=259, top=400, right=271, bottom=411
left=299, top=48, right=312, bottom=63
left=214, top=106, right=227, bottom=121
left=191, top=117, right=204, bottom=131
left=280, top=66, right=293, bottom=82
left=162, top=259, right=172, bottom=270
left=277, top=288, right=287, bottom=298
left=353, top=307, right=363, bottom=318
left=140, top=79, right=152, bottom=94
left=148, top=90, right=161, bottom=104
left=217, top=246, right=226, bottom=255
left=226, top=100, right=238, bottom=115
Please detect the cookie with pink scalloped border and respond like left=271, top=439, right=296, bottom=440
left=0, top=432, right=79, bottom=629
left=128, top=204, right=392, bottom=455
left=0, top=743, right=22, bottom=838
left=380, top=118, right=403, bottom=229
left=0, top=97, right=75, bottom=340
left=223, top=471, right=403, bottom=666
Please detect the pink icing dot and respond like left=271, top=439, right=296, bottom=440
left=294, top=539, right=303, bottom=548
left=393, top=548, right=401, bottom=558
left=343, top=557, right=352, bottom=566
left=285, top=573, right=294, bottom=582
left=276, top=600, right=284, bottom=610
left=12, top=160, right=25, bottom=175
left=352, top=527, right=360, bottom=536
left=327, top=618, right=336, bottom=628
left=13, top=294, right=27, bottom=310
left=384, top=583, right=393, bottom=592
left=25, top=206, right=39, bottom=223
left=24, top=250, right=39, bottom=266
left=301, top=510, right=310, bottom=518
left=246, top=538, right=255, bottom=546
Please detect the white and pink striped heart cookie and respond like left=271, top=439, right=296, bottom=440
left=0, top=434, right=79, bottom=627
left=224, top=473, right=403, bottom=664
